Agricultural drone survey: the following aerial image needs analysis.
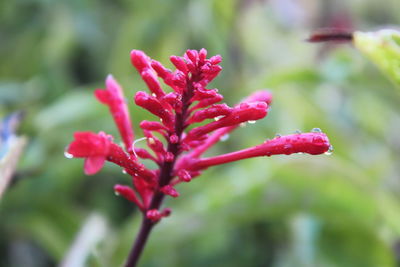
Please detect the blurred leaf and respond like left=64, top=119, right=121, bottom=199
left=354, top=29, right=400, bottom=87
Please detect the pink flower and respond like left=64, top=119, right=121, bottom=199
left=66, top=49, right=332, bottom=220
left=67, top=131, right=112, bottom=175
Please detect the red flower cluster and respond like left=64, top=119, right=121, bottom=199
left=66, top=49, right=331, bottom=222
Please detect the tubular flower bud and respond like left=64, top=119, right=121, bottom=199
left=170, top=55, right=188, bottom=74
left=140, top=69, right=165, bottom=97
left=114, top=184, right=144, bottom=210
left=130, top=50, right=151, bottom=72
left=135, top=91, right=174, bottom=129
left=184, top=102, right=268, bottom=143
left=160, top=185, right=179, bottom=197
left=94, top=76, right=134, bottom=154
left=139, top=120, right=168, bottom=132
left=188, top=104, right=233, bottom=124
left=183, top=132, right=331, bottom=171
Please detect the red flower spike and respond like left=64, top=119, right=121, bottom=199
left=160, top=185, right=179, bottom=197
left=184, top=132, right=331, bottom=171
left=114, top=184, right=144, bottom=210
left=67, top=49, right=331, bottom=263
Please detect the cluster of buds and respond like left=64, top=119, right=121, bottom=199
left=66, top=49, right=331, bottom=222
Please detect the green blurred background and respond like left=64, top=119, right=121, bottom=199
left=1, top=0, right=400, bottom=266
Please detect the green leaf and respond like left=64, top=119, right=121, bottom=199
left=353, top=29, right=400, bottom=87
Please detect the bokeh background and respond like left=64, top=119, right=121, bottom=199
left=1, top=0, right=400, bottom=266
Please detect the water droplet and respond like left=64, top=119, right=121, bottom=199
left=122, top=169, right=127, bottom=174
left=239, top=122, right=246, bottom=128
left=275, top=133, right=282, bottom=138
left=214, top=115, right=224, bottom=121
left=248, top=120, right=256, bottom=124
left=311, top=128, right=322, bottom=133
left=294, top=130, right=301, bottom=134
left=114, top=191, right=120, bottom=196
left=64, top=151, right=74, bottom=159
left=324, top=145, right=334, bottom=155
left=220, top=134, right=230, bottom=141
left=152, top=93, right=157, bottom=97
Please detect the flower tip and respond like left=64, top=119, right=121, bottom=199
left=130, top=50, right=150, bottom=71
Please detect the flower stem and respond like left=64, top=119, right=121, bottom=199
left=124, top=217, right=154, bottom=267
left=124, top=74, right=199, bottom=267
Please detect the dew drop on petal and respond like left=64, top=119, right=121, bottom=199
left=220, top=134, right=230, bottom=142
left=152, top=93, right=157, bottom=97
left=311, top=128, right=322, bottom=133
left=214, top=115, right=224, bottom=121
left=239, top=122, right=246, bottom=128
left=275, top=133, right=282, bottom=138
left=325, top=145, right=334, bottom=155
left=64, top=151, right=74, bottom=159
left=248, top=120, right=256, bottom=124
left=122, top=169, right=127, bottom=174
left=294, top=130, right=301, bottom=134
left=114, top=191, right=120, bottom=196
